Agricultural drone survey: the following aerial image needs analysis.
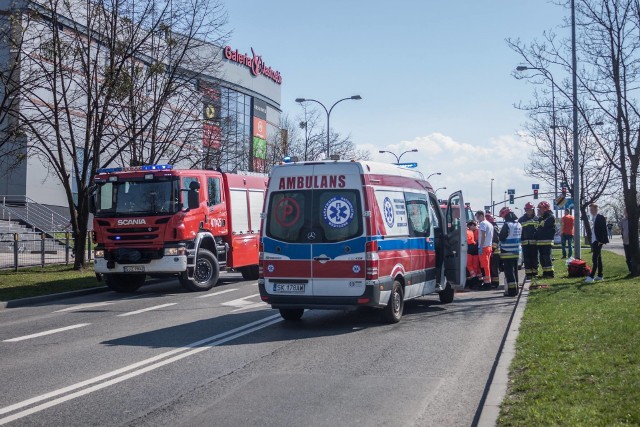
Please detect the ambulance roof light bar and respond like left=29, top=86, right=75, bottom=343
left=96, top=164, right=173, bottom=174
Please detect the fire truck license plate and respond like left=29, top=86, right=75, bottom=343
left=274, top=283, right=305, bottom=293
left=123, top=266, right=145, bottom=273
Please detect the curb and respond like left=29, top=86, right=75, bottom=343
left=0, top=286, right=109, bottom=310
left=475, top=280, right=530, bottom=427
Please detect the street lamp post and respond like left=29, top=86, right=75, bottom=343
left=427, top=172, right=441, bottom=180
left=571, top=0, right=582, bottom=259
left=434, top=187, right=447, bottom=194
left=295, top=95, right=362, bottom=159
left=491, top=178, right=494, bottom=216
left=516, top=65, right=558, bottom=217
left=378, top=148, right=418, bottom=164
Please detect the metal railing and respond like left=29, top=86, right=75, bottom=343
left=0, top=195, right=71, bottom=232
left=0, top=230, right=93, bottom=270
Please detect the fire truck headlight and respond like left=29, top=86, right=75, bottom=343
left=164, top=247, right=186, bottom=256
left=94, top=250, right=105, bottom=258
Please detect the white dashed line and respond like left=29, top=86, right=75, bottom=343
left=196, top=288, right=238, bottom=298
left=3, top=324, right=91, bottom=342
left=117, top=303, right=177, bottom=317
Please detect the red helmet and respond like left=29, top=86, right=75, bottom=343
left=524, top=202, right=535, bottom=210
left=499, top=206, right=512, bottom=218
left=485, top=213, right=496, bottom=223
left=538, top=201, right=551, bottom=211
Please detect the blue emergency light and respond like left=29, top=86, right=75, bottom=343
left=96, top=164, right=173, bottom=174
left=397, top=162, right=418, bottom=168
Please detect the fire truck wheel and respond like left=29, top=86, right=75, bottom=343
left=104, top=274, right=145, bottom=293
left=382, top=280, right=404, bottom=323
left=279, top=308, right=304, bottom=321
left=438, top=282, right=455, bottom=304
left=240, top=265, right=260, bottom=281
left=179, top=249, right=219, bottom=291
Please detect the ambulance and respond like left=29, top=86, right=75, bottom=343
left=258, top=160, right=467, bottom=323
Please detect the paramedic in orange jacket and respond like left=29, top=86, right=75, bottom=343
left=466, top=221, right=482, bottom=288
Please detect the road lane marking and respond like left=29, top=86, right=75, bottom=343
left=2, top=324, right=91, bottom=343
left=54, top=302, right=116, bottom=313
left=117, top=303, right=177, bottom=317
left=230, top=302, right=267, bottom=313
left=196, top=288, right=238, bottom=298
left=0, top=314, right=281, bottom=421
left=221, top=293, right=260, bottom=309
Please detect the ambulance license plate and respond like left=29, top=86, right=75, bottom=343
left=274, top=283, right=305, bottom=293
left=123, top=266, right=145, bottom=273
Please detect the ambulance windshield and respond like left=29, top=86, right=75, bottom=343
left=266, top=189, right=363, bottom=243
left=94, top=177, right=179, bottom=217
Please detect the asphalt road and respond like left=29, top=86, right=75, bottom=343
left=0, top=273, right=517, bottom=427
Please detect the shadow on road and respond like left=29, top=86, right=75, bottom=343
left=100, top=290, right=516, bottom=350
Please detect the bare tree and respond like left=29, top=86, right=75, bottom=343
left=509, top=0, right=640, bottom=273
left=4, top=0, right=228, bottom=269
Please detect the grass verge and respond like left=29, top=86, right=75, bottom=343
left=498, top=249, right=640, bottom=426
left=0, top=264, right=100, bottom=302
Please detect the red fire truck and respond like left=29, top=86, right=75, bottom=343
left=90, top=165, right=267, bottom=292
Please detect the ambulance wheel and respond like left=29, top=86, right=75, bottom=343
left=438, top=283, right=455, bottom=304
left=179, top=249, right=219, bottom=292
left=279, top=308, right=304, bottom=321
left=104, top=273, right=145, bottom=293
left=240, top=265, right=259, bottom=281
left=382, top=280, right=404, bottom=323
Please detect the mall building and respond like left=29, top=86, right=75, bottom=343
left=0, top=0, right=282, bottom=221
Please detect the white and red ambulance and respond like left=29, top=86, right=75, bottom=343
left=258, top=160, right=467, bottom=323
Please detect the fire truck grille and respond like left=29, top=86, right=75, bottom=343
left=106, top=248, right=163, bottom=264
left=107, top=227, right=160, bottom=233
left=107, top=234, right=159, bottom=241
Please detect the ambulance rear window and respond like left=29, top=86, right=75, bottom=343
left=266, top=190, right=362, bottom=243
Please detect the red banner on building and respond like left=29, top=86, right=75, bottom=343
left=203, top=123, right=221, bottom=149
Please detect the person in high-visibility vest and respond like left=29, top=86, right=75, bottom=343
left=518, top=202, right=539, bottom=279
left=535, top=201, right=556, bottom=278
left=499, top=207, right=522, bottom=297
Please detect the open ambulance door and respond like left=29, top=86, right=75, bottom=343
left=444, top=191, right=467, bottom=288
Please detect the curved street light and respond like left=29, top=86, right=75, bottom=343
left=378, top=148, right=418, bottom=164
left=295, top=95, right=362, bottom=158
left=434, top=186, right=447, bottom=194
left=427, top=172, right=441, bottom=180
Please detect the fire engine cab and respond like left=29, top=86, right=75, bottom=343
left=90, top=165, right=267, bottom=293
left=258, top=160, right=467, bottom=323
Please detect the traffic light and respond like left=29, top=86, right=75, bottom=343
left=509, top=194, right=514, bottom=204
left=533, top=189, right=539, bottom=199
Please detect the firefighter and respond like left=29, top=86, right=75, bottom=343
left=518, top=202, right=539, bottom=279
left=499, top=207, right=522, bottom=297
left=535, top=201, right=556, bottom=278
left=466, top=221, right=482, bottom=289
left=486, top=213, right=501, bottom=288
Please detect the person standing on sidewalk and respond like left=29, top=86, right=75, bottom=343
left=620, top=208, right=633, bottom=274
left=535, top=201, right=556, bottom=278
left=499, top=207, right=522, bottom=297
left=475, top=210, right=494, bottom=291
left=561, top=208, right=574, bottom=259
left=466, top=221, right=483, bottom=288
left=486, top=213, right=502, bottom=288
left=518, top=202, right=539, bottom=279
left=585, top=203, right=609, bottom=283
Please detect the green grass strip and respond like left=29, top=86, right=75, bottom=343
left=499, top=249, right=640, bottom=426
left=0, top=264, right=99, bottom=302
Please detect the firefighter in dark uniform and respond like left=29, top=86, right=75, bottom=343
left=518, top=202, right=539, bottom=279
left=535, top=201, right=556, bottom=278
left=486, top=213, right=501, bottom=288
left=499, top=207, right=522, bottom=297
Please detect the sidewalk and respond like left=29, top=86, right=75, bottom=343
left=604, top=235, right=625, bottom=257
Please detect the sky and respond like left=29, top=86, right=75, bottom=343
left=223, top=1, right=566, bottom=213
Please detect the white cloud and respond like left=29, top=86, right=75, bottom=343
left=361, top=132, right=544, bottom=215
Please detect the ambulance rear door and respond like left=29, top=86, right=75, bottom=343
left=309, top=163, right=366, bottom=297
left=444, top=191, right=467, bottom=287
